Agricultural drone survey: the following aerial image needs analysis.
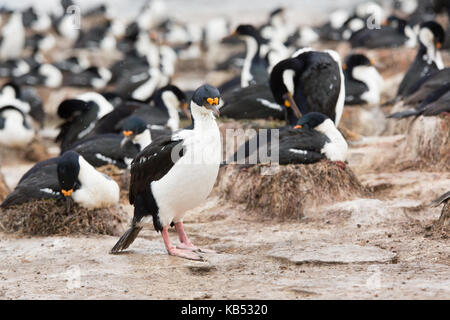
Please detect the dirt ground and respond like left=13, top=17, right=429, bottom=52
left=1, top=153, right=449, bottom=299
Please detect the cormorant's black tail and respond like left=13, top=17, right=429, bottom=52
left=110, top=225, right=143, bottom=254
left=430, top=191, right=450, bottom=207
left=387, top=109, right=418, bottom=119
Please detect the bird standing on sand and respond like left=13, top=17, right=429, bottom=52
left=111, top=84, right=222, bottom=261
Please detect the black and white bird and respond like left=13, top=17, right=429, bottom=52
left=343, top=54, right=384, bottom=105
left=0, top=105, right=35, bottom=148
left=232, top=24, right=270, bottom=88
left=63, top=66, right=112, bottom=89
left=13, top=63, right=63, bottom=88
left=0, top=82, right=45, bottom=126
left=220, top=83, right=285, bottom=120
left=90, top=85, right=188, bottom=139
left=396, top=21, right=445, bottom=98
left=1, top=150, right=119, bottom=211
left=270, top=48, right=345, bottom=126
left=0, top=12, right=25, bottom=61
left=56, top=92, right=115, bottom=152
left=388, top=82, right=450, bottom=118
left=349, top=15, right=417, bottom=48
left=403, top=68, right=450, bottom=104
left=110, top=84, right=222, bottom=260
left=229, top=112, right=347, bottom=167
left=68, top=116, right=152, bottom=169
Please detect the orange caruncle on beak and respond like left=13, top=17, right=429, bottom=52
left=436, top=42, right=442, bottom=49
left=294, top=125, right=302, bottom=129
left=342, top=63, right=347, bottom=70
left=207, top=97, right=219, bottom=105
left=61, top=189, right=73, bottom=197
left=123, top=130, right=133, bottom=137
left=284, top=99, right=291, bottom=107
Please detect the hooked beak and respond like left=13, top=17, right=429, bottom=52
left=181, top=101, right=192, bottom=120
left=61, top=189, right=73, bottom=214
left=205, top=97, right=220, bottom=117
left=120, top=131, right=134, bottom=147
left=283, top=92, right=302, bottom=119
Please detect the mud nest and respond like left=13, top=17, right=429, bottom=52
left=392, top=114, right=450, bottom=172
left=0, top=199, right=128, bottom=236
left=0, top=172, right=9, bottom=202
left=215, top=162, right=369, bottom=220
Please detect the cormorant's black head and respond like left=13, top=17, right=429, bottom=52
left=293, top=112, right=329, bottom=130
left=384, top=15, right=407, bottom=32
left=191, top=84, right=221, bottom=117
left=157, top=84, right=189, bottom=119
left=233, top=24, right=267, bottom=44
left=57, top=151, right=80, bottom=197
left=419, top=21, right=445, bottom=49
left=343, top=54, right=373, bottom=73
left=269, top=57, right=304, bottom=124
left=121, top=116, right=148, bottom=137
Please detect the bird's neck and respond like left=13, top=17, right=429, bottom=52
left=190, top=104, right=218, bottom=133
left=133, top=129, right=152, bottom=150
left=241, top=36, right=261, bottom=87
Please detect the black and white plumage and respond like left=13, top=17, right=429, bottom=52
left=56, top=93, right=115, bottom=152
left=111, top=84, right=222, bottom=260
left=343, top=54, right=384, bottom=105
left=13, top=63, right=63, bottom=88
left=232, top=25, right=270, bottom=88
left=1, top=151, right=119, bottom=210
left=0, top=105, right=35, bottom=148
left=396, top=21, right=445, bottom=98
left=68, top=116, right=152, bottom=169
left=90, top=85, right=188, bottom=139
left=0, top=82, right=45, bottom=126
left=270, top=48, right=345, bottom=126
left=0, top=13, right=25, bottom=61
left=63, top=66, right=112, bottom=89
left=220, top=83, right=284, bottom=120
left=230, top=112, right=347, bottom=166
left=403, top=68, right=450, bottom=105
left=388, top=83, right=450, bottom=118
left=349, top=15, right=417, bottom=48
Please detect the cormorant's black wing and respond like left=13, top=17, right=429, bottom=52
left=1, top=159, right=61, bottom=208
left=129, top=134, right=184, bottom=205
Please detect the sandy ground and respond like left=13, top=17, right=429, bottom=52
left=1, top=153, right=449, bottom=299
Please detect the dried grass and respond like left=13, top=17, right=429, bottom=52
left=0, top=199, right=128, bottom=236
left=215, top=162, right=369, bottom=220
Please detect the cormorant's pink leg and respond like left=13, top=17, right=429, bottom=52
left=161, top=226, right=203, bottom=260
left=174, top=222, right=216, bottom=253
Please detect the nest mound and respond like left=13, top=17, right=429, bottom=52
left=0, top=199, right=128, bottom=236
left=383, top=101, right=415, bottom=136
left=394, top=114, right=450, bottom=171
left=339, top=105, right=387, bottom=137
left=0, top=172, right=9, bottom=202
left=0, top=139, right=50, bottom=164
left=97, top=165, right=130, bottom=203
left=215, top=162, right=369, bottom=220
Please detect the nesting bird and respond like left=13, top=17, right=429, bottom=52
left=1, top=151, right=119, bottom=211
left=343, top=54, right=384, bottom=105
